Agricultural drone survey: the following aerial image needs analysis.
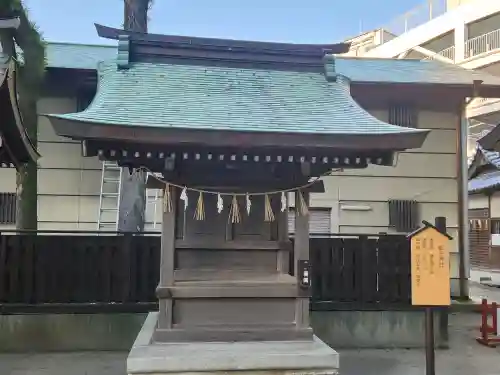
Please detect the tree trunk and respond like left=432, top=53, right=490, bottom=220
left=118, top=0, right=151, bottom=232
left=124, top=0, right=149, bottom=32
left=118, top=169, right=147, bottom=232
left=15, top=79, right=38, bottom=230
left=14, top=113, right=37, bottom=230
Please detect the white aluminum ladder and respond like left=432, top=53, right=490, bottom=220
left=145, top=172, right=163, bottom=232
left=97, top=161, right=122, bottom=231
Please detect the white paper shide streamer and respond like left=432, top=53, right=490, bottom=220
left=280, top=192, right=286, bottom=212
left=246, top=194, right=251, bottom=215
left=217, top=194, right=224, bottom=214
left=180, top=187, right=188, bottom=211
left=143, top=165, right=325, bottom=221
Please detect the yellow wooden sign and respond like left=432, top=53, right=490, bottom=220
left=410, top=223, right=451, bottom=306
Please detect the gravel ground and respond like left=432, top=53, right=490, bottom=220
left=340, top=312, right=500, bottom=375
left=1, top=283, right=499, bottom=375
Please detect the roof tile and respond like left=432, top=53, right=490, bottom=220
left=41, top=42, right=500, bottom=88
left=48, top=61, right=426, bottom=136
left=469, top=170, right=500, bottom=193
left=333, top=57, right=500, bottom=86
left=45, top=42, right=116, bottom=70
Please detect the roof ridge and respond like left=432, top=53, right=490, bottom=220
left=335, top=55, right=453, bottom=63
left=477, top=144, right=500, bottom=169
left=46, top=41, right=115, bottom=48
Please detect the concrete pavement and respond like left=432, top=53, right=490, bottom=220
left=340, top=313, right=500, bottom=375
left=2, top=273, right=500, bottom=375
left=470, top=281, right=500, bottom=303
left=470, top=268, right=500, bottom=287
left=0, top=313, right=498, bottom=375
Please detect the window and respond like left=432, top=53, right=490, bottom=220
left=491, top=219, right=500, bottom=234
left=0, top=192, right=16, bottom=224
left=288, top=208, right=331, bottom=234
left=388, top=105, right=418, bottom=128
left=388, top=199, right=419, bottom=233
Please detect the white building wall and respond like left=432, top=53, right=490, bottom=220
left=489, top=192, right=500, bottom=218
left=321, top=111, right=459, bottom=279
left=36, top=97, right=101, bottom=230
left=469, top=194, right=489, bottom=210
left=365, top=0, right=500, bottom=59
left=447, top=0, right=474, bottom=10
left=0, top=99, right=462, bottom=294
left=0, top=96, right=166, bottom=232
left=0, top=103, right=459, bottom=240
left=0, top=97, right=102, bottom=231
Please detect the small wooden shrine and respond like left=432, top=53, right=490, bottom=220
left=44, top=24, right=429, bottom=373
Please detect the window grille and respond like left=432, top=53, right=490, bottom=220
left=288, top=208, right=331, bottom=234
left=388, top=199, right=419, bottom=233
left=388, top=105, right=418, bottom=128
left=0, top=192, right=16, bottom=224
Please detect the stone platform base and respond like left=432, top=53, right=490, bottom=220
left=127, top=312, right=339, bottom=375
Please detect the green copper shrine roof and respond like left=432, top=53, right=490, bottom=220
left=41, top=42, right=500, bottom=89
left=44, top=42, right=117, bottom=70
left=331, top=57, right=500, bottom=86
left=46, top=60, right=427, bottom=136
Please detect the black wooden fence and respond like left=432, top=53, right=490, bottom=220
left=310, top=234, right=411, bottom=310
left=0, top=231, right=411, bottom=313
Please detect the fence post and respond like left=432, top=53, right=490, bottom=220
left=0, top=231, right=3, bottom=302
left=433, top=217, right=449, bottom=347
left=121, top=233, right=133, bottom=302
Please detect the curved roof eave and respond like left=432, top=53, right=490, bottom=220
left=43, top=60, right=429, bottom=153
left=0, top=59, right=40, bottom=169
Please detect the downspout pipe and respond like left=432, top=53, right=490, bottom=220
left=458, top=80, right=482, bottom=299
left=457, top=110, right=469, bottom=299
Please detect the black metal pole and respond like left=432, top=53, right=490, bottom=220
left=423, top=216, right=447, bottom=375
left=425, top=307, right=435, bottom=375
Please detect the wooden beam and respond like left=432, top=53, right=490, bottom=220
left=174, top=239, right=282, bottom=250
left=146, top=174, right=326, bottom=193
left=158, top=185, right=176, bottom=330
left=277, top=195, right=290, bottom=274
left=156, top=285, right=297, bottom=299
left=49, top=117, right=429, bottom=151
left=294, top=190, right=310, bottom=329
left=154, top=326, right=313, bottom=342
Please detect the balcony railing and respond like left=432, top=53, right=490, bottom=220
left=468, top=97, right=500, bottom=110
left=469, top=129, right=493, bottom=141
left=422, top=28, right=500, bottom=64
left=380, top=0, right=447, bottom=37
left=466, top=28, right=500, bottom=59
left=423, top=46, right=455, bottom=62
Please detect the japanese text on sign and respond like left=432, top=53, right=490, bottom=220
left=410, top=227, right=450, bottom=306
